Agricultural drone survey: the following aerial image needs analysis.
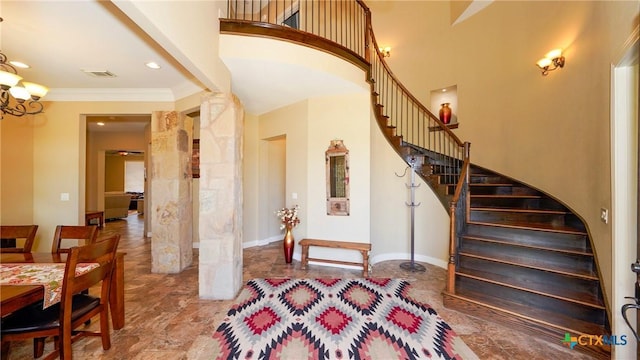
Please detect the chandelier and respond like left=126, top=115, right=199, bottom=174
left=0, top=51, right=48, bottom=119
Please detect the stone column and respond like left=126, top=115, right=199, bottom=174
left=198, top=93, right=244, bottom=299
left=150, top=111, right=193, bottom=273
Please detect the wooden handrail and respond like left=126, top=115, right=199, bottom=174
left=367, top=28, right=464, bottom=147
left=447, top=143, right=470, bottom=293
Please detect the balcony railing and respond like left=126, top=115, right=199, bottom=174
left=226, top=0, right=369, bottom=62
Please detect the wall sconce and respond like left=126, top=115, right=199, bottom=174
left=379, top=47, right=391, bottom=58
left=536, top=49, right=565, bottom=76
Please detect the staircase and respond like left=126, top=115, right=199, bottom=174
left=383, top=128, right=611, bottom=358
left=220, top=1, right=611, bottom=358
left=445, top=166, right=610, bottom=359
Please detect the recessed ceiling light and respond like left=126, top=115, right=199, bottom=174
left=9, top=60, right=29, bottom=69
left=441, top=89, right=447, bottom=92
left=145, top=62, right=161, bottom=69
left=97, top=122, right=105, bottom=126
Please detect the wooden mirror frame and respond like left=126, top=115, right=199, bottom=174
left=326, top=140, right=350, bottom=216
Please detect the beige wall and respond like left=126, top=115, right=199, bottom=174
left=369, top=108, right=451, bottom=266
left=246, top=90, right=453, bottom=266
left=258, top=100, right=309, bottom=249
left=87, top=130, right=147, bottom=209
left=104, top=154, right=144, bottom=192
left=242, top=112, right=260, bottom=244
left=24, top=101, right=171, bottom=252
left=1, top=115, right=35, bottom=225
left=266, top=137, right=286, bottom=239
left=306, top=94, right=370, bottom=238
left=368, top=0, right=638, bottom=319
left=105, top=156, right=126, bottom=192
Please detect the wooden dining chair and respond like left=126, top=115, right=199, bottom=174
left=1, top=233, right=121, bottom=360
left=0, top=225, right=38, bottom=253
left=51, top=225, right=99, bottom=254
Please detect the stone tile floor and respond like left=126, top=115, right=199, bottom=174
left=4, top=214, right=595, bottom=359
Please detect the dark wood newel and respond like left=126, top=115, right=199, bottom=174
left=447, top=201, right=457, bottom=293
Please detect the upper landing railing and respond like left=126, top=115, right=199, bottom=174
left=221, top=0, right=470, bottom=293
left=224, top=0, right=368, bottom=59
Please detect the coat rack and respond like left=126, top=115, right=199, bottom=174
left=395, top=156, right=426, bottom=272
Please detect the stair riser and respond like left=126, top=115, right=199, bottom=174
left=465, top=224, right=590, bottom=250
left=460, top=240, right=597, bottom=277
left=470, top=186, right=539, bottom=196
left=469, top=210, right=569, bottom=225
left=458, top=255, right=602, bottom=303
left=442, top=294, right=611, bottom=360
left=470, top=197, right=568, bottom=211
left=455, top=276, right=607, bottom=328
left=470, top=175, right=510, bottom=184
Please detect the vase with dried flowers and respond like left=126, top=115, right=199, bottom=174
left=276, top=205, right=300, bottom=263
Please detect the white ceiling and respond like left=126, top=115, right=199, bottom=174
left=1, top=1, right=202, bottom=99
left=1, top=0, right=368, bottom=130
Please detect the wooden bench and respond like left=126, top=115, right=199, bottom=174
left=299, top=238, right=372, bottom=277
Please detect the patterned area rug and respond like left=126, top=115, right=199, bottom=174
left=212, top=278, right=478, bottom=359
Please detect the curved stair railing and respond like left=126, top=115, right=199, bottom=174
left=364, top=14, right=470, bottom=296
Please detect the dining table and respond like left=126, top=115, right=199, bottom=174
left=0, top=251, right=126, bottom=330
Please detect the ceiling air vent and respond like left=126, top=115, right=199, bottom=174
left=82, top=70, right=117, bottom=78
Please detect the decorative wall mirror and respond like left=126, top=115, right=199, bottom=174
left=326, top=140, right=350, bottom=216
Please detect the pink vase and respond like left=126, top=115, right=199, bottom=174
left=439, top=103, right=452, bottom=124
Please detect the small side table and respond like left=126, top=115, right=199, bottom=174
left=85, top=211, right=104, bottom=229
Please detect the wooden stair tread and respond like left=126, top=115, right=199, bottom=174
left=445, top=290, right=608, bottom=336
left=456, top=269, right=604, bottom=308
left=459, top=251, right=598, bottom=280
left=462, top=234, right=593, bottom=256
left=468, top=220, right=587, bottom=235
left=470, top=183, right=515, bottom=187
left=374, top=114, right=608, bottom=341
left=471, top=194, right=542, bottom=199
left=470, top=207, right=569, bottom=215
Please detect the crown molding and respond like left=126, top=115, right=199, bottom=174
left=44, top=88, right=178, bottom=102
left=172, top=81, right=208, bottom=101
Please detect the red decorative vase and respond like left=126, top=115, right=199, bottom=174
left=283, top=225, right=294, bottom=264
left=439, top=103, right=452, bottom=124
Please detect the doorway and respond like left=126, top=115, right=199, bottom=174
left=265, top=136, right=287, bottom=240
left=611, top=35, right=638, bottom=359
left=86, top=115, right=150, bottom=235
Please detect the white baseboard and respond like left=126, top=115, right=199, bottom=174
left=194, top=240, right=447, bottom=271
left=243, top=236, right=282, bottom=249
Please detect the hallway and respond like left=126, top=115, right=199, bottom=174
left=4, top=214, right=591, bottom=359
